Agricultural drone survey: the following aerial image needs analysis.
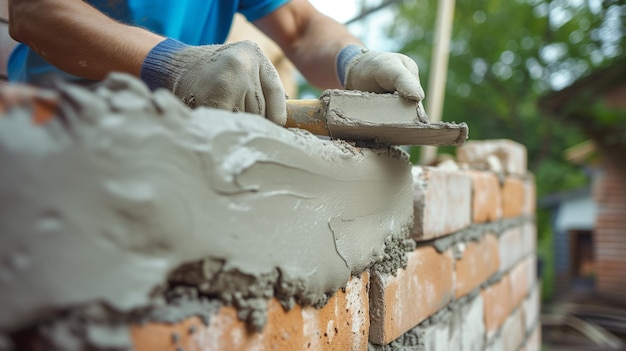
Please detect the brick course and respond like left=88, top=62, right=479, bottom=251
left=457, top=139, right=528, bottom=176
left=509, top=257, right=532, bottom=309
left=502, top=177, right=525, bottom=218
left=21, top=164, right=539, bottom=351
left=455, top=233, right=500, bottom=298
left=369, top=246, right=454, bottom=345
left=522, top=176, right=536, bottom=215
left=501, top=308, right=525, bottom=351
left=459, top=295, right=486, bottom=351
left=411, top=167, right=472, bottom=241
left=481, top=275, right=513, bottom=334
left=1, top=125, right=538, bottom=351
left=132, top=273, right=370, bottom=351
left=499, top=226, right=528, bottom=273
left=468, top=170, right=502, bottom=223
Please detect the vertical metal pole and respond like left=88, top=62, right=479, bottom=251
left=419, top=0, right=456, bottom=165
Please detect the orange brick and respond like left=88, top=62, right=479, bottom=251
left=523, top=222, right=537, bottom=257
left=468, top=171, right=502, bottom=223
left=411, top=167, right=472, bottom=241
left=502, top=177, right=525, bottom=218
left=456, top=233, right=500, bottom=298
left=522, top=177, right=536, bottom=215
left=499, top=226, right=527, bottom=273
left=502, top=308, right=525, bottom=351
left=369, top=246, right=454, bottom=345
left=510, top=258, right=531, bottom=309
left=457, top=139, right=527, bottom=176
left=481, top=275, right=513, bottom=334
left=131, top=273, right=369, bottom=351
left=523, top=284, right=540, bottom=334
left=524, top=323, right=541, bottom=351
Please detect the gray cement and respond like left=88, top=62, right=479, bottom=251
left=371, top=236, right=416, bottom=276
left=320, top=90, right=469, bottom=146
left=428, top=216, right=535, bottom=253
left=0, top=74, right=414, bottom=332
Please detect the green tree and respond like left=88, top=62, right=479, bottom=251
left=389, top=0, right=624, bottom=197
left=387, top=0, right=624, bottom=300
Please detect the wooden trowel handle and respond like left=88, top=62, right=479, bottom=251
left=285, top=99, right=329, bottom=136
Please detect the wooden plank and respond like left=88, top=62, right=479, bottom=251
left=542, top=314, right=624, bottom=349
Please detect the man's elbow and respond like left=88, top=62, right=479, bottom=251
left=8, top=1, right=42, bottom=43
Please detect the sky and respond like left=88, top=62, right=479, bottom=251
left=308, top=0, right=359, bottom=23
left=308, top=0, right=398, bottom=51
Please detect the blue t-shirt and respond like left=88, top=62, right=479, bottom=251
left=8, top=0, right=289, bottom=83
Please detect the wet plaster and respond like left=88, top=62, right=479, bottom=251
left=0, top=74, right=414, bottom=333
left=320, top=90, right=469, bottom=147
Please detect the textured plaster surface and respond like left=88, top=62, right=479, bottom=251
left=0, top=74, right=414, bottom=332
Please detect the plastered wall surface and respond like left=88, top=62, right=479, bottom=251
left=0, top=74, right=413, bottom=335
left=0, top=75, right=539, bottom=351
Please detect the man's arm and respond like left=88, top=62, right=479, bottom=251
left=254, top=0, right=360, bottom=89
left=8, top=0, right=287, bottom=124
left=255, top=0, right=424, bottom=101
left=8, top=0, right=163, bottom=80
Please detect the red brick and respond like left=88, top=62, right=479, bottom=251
left=131, top=273, right=369, bottom=351
left=411, top=167, right=472, bottom=241
left=481, top=275, right=513, bottom=334
left=502, top=177, right=525, bottom=218
left=369, top=246, right=454, bottom=345
left=455, top=233, right=500, bottom=298
left=468, top=171, right=502, bottom=223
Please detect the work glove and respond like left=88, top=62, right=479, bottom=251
left=336, top=45, right=425, bottom=102
left=140, top=38, right=287, bottom=125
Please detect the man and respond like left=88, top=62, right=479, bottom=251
left=7, top=0, right=424, bottom=126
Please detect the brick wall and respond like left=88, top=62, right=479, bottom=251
left=0, top=79, right=539, bottom=350
left=128, top=141, right=540, bottom=351
left=594, top=159, right=626, bottom=301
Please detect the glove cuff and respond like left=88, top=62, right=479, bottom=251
left=336, top=44, right=367, bottom=87
left=140, top=38, right=189, bottom=90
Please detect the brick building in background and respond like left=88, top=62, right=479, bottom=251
left=539, top=57, right=626, bottom=303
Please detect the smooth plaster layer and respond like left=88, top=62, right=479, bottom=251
left=321, top=90, right=469, bottom=146
left=0, top=74, right=414, bottom=332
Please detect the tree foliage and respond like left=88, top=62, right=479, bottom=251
left=388, top=0, right=625, bottom=197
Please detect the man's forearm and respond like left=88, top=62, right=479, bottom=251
left=9, top=0, right=163, bottom=80
left=254, top=0, right=363, bottom=89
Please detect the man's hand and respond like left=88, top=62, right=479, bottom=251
left=338, top=45, right=425, bottom=102
left=141, top=39, right=287, bottom=125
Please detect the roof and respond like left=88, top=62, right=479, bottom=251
left=538, top=56, right=626, bottom=114
left=538, top=186, right=592, bottom=208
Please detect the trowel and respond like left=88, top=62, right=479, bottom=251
left=285, top=90, right=468, bottom=146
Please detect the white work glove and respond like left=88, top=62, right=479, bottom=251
left=141, top=39, right=287, bottom=125
left=337, top=45, right=425, bottom=102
